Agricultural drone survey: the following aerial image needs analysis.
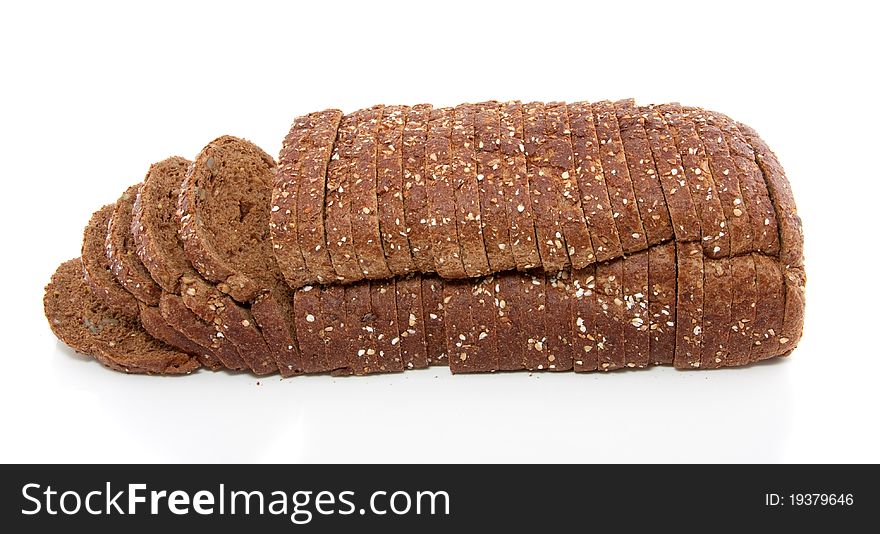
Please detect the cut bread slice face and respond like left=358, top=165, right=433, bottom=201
left=139, top=306, right=223, bottom=371
left=106, top=184, right=162, bottom=306
left=178, top=135, right=281, bottom=301
left=45, top=258, right=199, bottom=375
left=81, top=205, right=139, bottom=318
left=132, top=157, right=193, bottom=294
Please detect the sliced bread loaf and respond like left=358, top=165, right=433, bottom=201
left=45, top=259, right=199, bottom=375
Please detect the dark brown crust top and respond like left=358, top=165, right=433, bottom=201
left=178, top=135, right=279, bottom=301
left=132, top=156, right=194, bottom=294
left=295, top=109, right=344, bottom=284
left=324, top=112, right=362, bottom=282
left=82, top=204, right=140, bottom=318
left=499, top=101, right=542, bottom=271
left=474, top=102, right=516, bottom=272
left=349, top=106, right=393, bottom=279
left=45, top=259, right=199, bottom=375
left=568, top=102, right=624, bottom=263
left=615, top=100, right=674, bottom=246
left=451, top=103, right=491, bottom=277
left=106, top=184, right=162, bottom=306
left=401, top=104, right=435, bottom=273
left=593, top=101, right=648, bottom=254
left=376, top=105, right=416, bottom=276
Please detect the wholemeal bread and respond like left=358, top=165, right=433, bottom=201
left=49, top=98, right=805, bottom=378
left=593, top=100, right=647, bottom=254
left=660, top=104, right=728, bottom=258
left=106, top=185, right=162, bottom=305
left=377, top=105, right=416, bottom=276
left=474, top=102, right=516, bottom=272
left=523, top=101, right=569, bottom=272
left=499, top=101, right=542, bottom=271
left=81, top=205, right=140, bottom=318
left=570, top=265, right=597, bottom=372
left=546, top=102, right=595, bottom=269
left=401, top=104, right=436, bottom=273
left=323, top=112, right=362, bottom=282
left=132, top=157, right=194, bottom=293
left=179, top=135, right=280, bottom=302
left=45, top=259, right=199, bottom=374
left=615, top=99, right=674, bottom=246
left=568, top=101, right=624, bottom=263
left=295, top=110, right=345, bottom=284
left=622, top=250, right=650, bottom=368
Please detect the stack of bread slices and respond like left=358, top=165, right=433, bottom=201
left=44, top=99, right=805, bottom=376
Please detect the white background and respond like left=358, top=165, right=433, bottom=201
left=1, top=0, right=878, bottom=463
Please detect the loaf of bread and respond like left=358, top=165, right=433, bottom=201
left=44, top=99, right=805, bottom=376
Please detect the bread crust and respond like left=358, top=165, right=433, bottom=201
left=421, top=277, right=448, bottom=366
left=377, top=105, right=416, bottom=275
left=106, top=185, right=162, bottom=305
left=647, top=242, right=677, bottom=366
left=595, top=259, right=625, bottom=371
left=700, top=257, right=732, bottom=369
left=571, top=265, right=597, bottom=372
left=324, top=113, right=362, bottom=282
left=622, top=250, right=650, bottom=369
left=82, top=205, right=140, bottom=318
left=426, top=107, right=467, bottom=278
left=401, top=104, right=435, bottom=273
left=395, top=276, right=428, bottom=370
left=674, top=242, right=704, bottom=369
left=451, top=103, right=492, bottom=277
left=545, top=272, right=574, bottom=371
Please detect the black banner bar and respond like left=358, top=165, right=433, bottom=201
left=1, top=464, right=873, bottom=531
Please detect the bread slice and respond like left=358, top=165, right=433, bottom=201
left=706, top=112, right=779, bottom=255
left=132, top=157, right=194, bottom=293
left=349, top=106, right=394, bottom=279
left=421, top=277, right=448, bottom=366
left=727, top=255, right=757, bottom=366
left=640, top=106, right=701, bottom=243
left=295, top=110, right=344, bottom=284
left=291, top=284, right=329, bottom=373
left=615, top=100, right=674, bottom=246
left=426, top=107, right=467, bottom=278
left=700, top=257, right=732, bottom=369
left=595, top=259, right=625, bottom=371
left=106, top=185, right=162, bottom=305
left=178, top=135, right=280, bottom=301
left=474, top=102, right=516, bottom=272
left=402, top=104, right=435, bottom=273
left=344, top=282, right=379, bottom=375
left=320, top=284, right=351, bottom=374
left=158, top=292, right=247, bottom=371
left=592, top=101, right=647, bottom=254
left=472, top=276, right=499, bottom=372
left=750, top=255, right=784, bottom=361
left=45, top=259, right=199, bottom=375
left=371, top=279, right=403, bottom=373
left=451, top=103, right=491, bottom=277
left=448, top=277, right=498, bottom=373
left=674, top=242, right=704, bottom=369
left=660, top=105, right=728, bottom=258
left=622, top=250, right=650, bottom=368
left=546, top=102, right=595, bottom=269
left=495, top=272, right=526, bottom=371
left=571, top=265, right=597, bottom=372
left=689, top=110, right=753, bottom=255
left=377, top=105, right=416, bottom=275
left=545, top=272, right=574, bottom=371
left=647, top=242, right=677, bottom=365
left=499, top=101, right=542, bottom=270
left=139, top=306, right=223, bottom=371
left=738, top=123, right=805, bottom=352
left=396, top=276, right=428, bottom=370
left=251, top=288, right=304, bottom=377
left=81, top=205, right=139, bottom=318
left=523, top=101, right=569, bottom=272
left=520, top=273, right=548, bottom=371
left=568, top=101, right=624, bottom=263
left=324, top=112, right=362, bottom=282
